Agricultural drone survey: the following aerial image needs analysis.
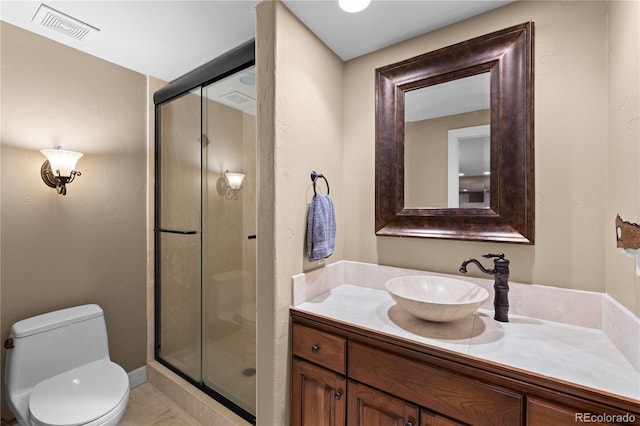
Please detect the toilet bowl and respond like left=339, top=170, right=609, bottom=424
left=4, top=304, right=130, bottom=425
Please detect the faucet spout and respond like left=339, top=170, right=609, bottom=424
left=459, top=253, right=510, bottom=322
left=459, top=258, right=494, bottom=275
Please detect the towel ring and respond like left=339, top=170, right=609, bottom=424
left=311, top=171, right=330, bottom=195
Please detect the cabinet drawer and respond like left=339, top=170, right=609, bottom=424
left=349, top=342, right=522, bottom=426
left=292, top=324, right=346, bottom=374
left=421, top=409, right=466, bottom=426
left=526, top=396, right=639, bottom=426
left=527, top=397, right=596, bottom=426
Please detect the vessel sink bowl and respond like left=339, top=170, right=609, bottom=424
left=385, top=276, right=489, bottom=322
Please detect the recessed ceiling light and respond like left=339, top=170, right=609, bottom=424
left=239, top=74, right=255, bottom=86
left=338, top=0, right=371, bottom=13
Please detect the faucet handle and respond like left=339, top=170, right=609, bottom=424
left=483, top=252, right=505, bottom=259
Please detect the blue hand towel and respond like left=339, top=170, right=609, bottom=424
left=307, top=194, right=336, bottom=261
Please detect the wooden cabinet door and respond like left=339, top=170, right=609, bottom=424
left=348, top=380, right=419, bottom=426
left=421, top=409, right=466, bottom=426
left=292, top=358, right=346, bottom=426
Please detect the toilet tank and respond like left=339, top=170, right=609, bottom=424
left=5, top=304, right=111, bottom=394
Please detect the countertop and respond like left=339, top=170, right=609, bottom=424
left=292, top=284, right=640, bottom=402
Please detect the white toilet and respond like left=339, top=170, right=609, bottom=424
left=4, top=304, right=130, bottom=426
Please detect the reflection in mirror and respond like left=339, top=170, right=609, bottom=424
left=450, top=124, right=490, bottom=208
left=404, top=73, right=490, bottom=209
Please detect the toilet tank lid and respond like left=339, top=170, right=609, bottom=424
left=11, top=304, right=104, bottom=338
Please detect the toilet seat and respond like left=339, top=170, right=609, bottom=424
left=28, top=359, right=129, bottom=426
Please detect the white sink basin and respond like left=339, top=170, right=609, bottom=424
left=385, top=276, right=489, bottom=322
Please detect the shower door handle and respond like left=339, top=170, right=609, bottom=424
left=155, top=228, right=198, bottom=235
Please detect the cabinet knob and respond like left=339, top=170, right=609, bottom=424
left=311, top=345, right=319, bottom=353
left=405, top=422, right=414, bottom=426
left=335, top=390, right=342, bottom=400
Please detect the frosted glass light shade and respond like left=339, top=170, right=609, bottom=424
left=225, top=172, right=245, bottom=190
left=338, top=0, right=370, bottom=13
left=40, top=149, right=83, bottom=177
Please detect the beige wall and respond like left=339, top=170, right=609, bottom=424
left=255, top=2, right=277, bottom=423
left=0, top=22, right=147, bottom=420
left=256, top=1, right=345, bottom=424
left=605, top=1, right=640, bottom=315
left=344, top=1, right=628, bottom=301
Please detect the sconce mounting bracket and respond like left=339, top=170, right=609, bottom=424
left=40, top=159, right=80, bottom=195
left=40, top=160, right=59, bottom=189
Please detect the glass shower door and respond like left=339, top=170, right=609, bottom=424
left=156, top=88, right=203, bottom=383
left=202, top=66, right=256, bottom=415
left=154, top=61, right=256, bottom=422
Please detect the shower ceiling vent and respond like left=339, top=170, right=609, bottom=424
left=32, top=4, right=100, bottom=42
left=221, top=91, right=255, bottom=106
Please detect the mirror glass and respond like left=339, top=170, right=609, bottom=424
left=375, top=22, right=534, bottom=244
left=404, top=73, right=490, bottom=209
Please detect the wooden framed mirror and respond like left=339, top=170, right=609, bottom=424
left=375, top=22, right=534, bottom=244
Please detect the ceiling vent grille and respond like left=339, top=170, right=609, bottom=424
left=221, top=91, right=255, bottom=106
left=32, top=4, right=99, bottom=41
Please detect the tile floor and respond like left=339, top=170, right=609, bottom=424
left=120, top=383, right=202, bottom=425
left=1, top=386, right=196, bottom=426
left=2, top=381, right=245, bottom=425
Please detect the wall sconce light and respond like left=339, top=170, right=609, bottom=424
left=615, top=214, right=640, bottom=276
left=40, top=147, right=83, bottom=196
left=216, top=170, right=245, bottom=200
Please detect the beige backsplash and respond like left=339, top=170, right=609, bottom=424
left=293, top=260, right=640, bottom=373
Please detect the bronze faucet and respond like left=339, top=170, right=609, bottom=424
left=459, top=253, right=510, bottom=322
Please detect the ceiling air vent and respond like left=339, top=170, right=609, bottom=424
left=221, top=91, right=255, bottom=106
left=32, top=4, right=99, bottom=41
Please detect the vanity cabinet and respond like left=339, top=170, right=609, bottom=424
left=291, top=311, right=640, bottom=426
left=347, top=381, right=419, bottom=426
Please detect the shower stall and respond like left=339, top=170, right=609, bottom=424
left=153, top=41, right=256, bottom=423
